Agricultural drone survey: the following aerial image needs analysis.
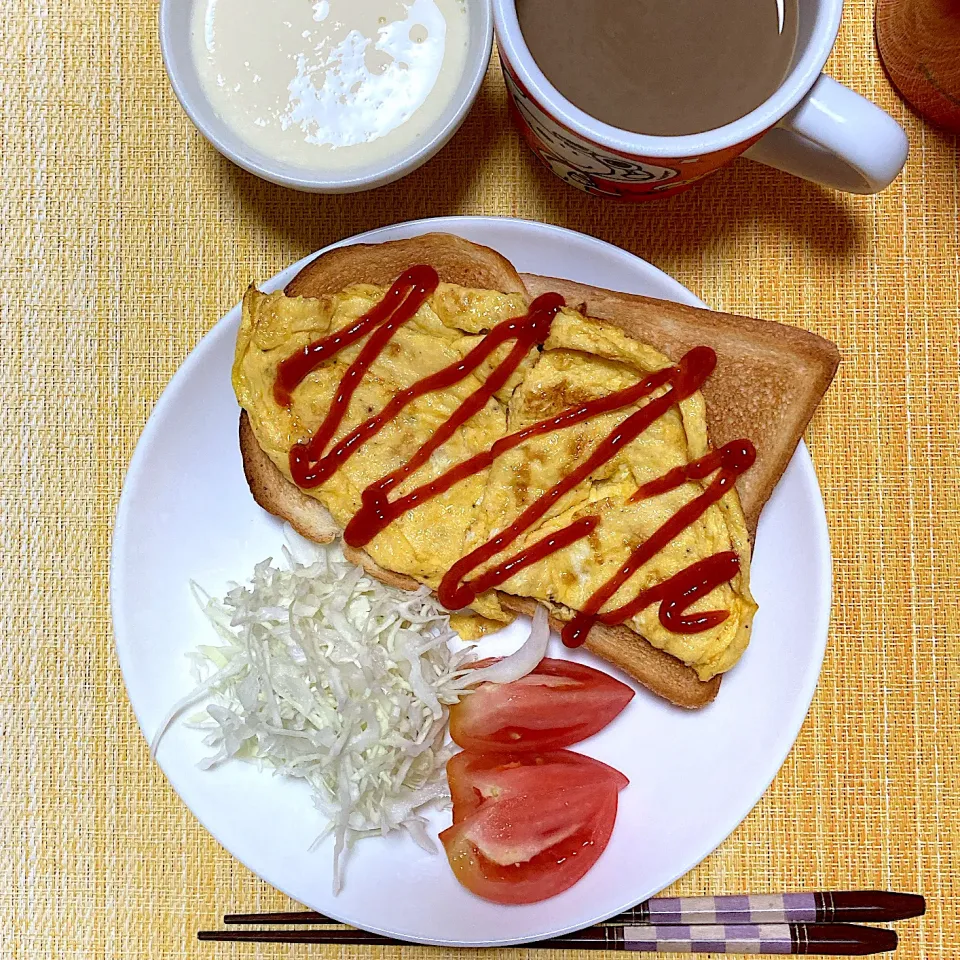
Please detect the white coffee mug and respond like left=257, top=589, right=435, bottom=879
left=494, top=0, right=910, bottom=200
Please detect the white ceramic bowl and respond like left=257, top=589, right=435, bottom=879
left=159, top=0, right=493, bottom=193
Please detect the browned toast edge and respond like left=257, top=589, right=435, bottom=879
left=286, top=234, right=529, bottom=299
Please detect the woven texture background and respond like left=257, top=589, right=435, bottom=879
left=3, top=1, right=958, bottom=957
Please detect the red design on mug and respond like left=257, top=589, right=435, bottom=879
left=501, top=59, right=762, bottom=201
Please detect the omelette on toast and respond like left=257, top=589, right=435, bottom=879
left=233, top=234, right=839, bottom=708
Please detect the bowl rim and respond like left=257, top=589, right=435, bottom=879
left=159, top=0, right=494, bottom=193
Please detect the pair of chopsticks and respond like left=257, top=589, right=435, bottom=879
left=199, top=890, right=924, bottom=955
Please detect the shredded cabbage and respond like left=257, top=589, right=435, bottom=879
left=152, top=525, right=493, bottom=893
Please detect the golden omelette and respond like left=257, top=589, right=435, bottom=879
left=233, top=282, right=757, bottom=681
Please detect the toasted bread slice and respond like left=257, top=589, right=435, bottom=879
left=286, top=233, right=529, bottom=299
left=521, top=276, right=840, bottom=534
left=238, top=235, right=837, bottom=709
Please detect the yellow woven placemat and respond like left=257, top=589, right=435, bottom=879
left=3, top=1, right=958, bottom=957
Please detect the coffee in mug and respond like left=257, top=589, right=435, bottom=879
left=516, top=0, right=799, bottom=136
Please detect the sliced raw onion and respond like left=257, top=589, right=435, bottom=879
left=461, top=605, right=550, bottom=686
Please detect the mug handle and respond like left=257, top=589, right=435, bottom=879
left=743, top=74, right=909, bottom=194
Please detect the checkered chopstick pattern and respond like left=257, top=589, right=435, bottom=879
left=624, top=923, right=795, bottom=953
left=641, top=893, right=818, bottom=925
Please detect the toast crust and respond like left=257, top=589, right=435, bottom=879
left=285, top=234, right=529, bottom=299
left=239, top=411, right=339, bottom=546
left=236, top=234, right=838, bottom=709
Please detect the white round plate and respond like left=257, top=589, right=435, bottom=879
left=111, top=217, right=831, bottom=947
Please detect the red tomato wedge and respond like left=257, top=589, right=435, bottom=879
left=447, top=749, right=629, bottom=823
left=439, top=782, right=619, bottom=904
left=449, top=658, right=635, bottom=753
